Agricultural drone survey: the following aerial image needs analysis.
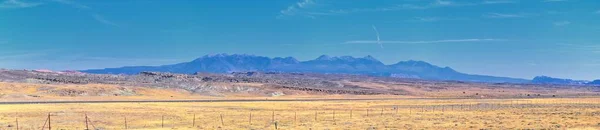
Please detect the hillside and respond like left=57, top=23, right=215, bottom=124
left=2, top=69, right=597, bottom=99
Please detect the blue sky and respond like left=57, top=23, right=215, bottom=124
left=1, top=0, right=599, bottom=80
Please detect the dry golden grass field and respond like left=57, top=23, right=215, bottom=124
left=1, top=98, right=600, bottom=130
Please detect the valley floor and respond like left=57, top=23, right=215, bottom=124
left=1, top=97, right=600, bottom=130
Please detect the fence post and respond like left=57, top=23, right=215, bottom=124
left=220, top=114, right=224, bottom=126
left=48, top=113, right=51, bottom=130
left=124, top=117, right=128, bottom=130
left=161, top=115, right=164, bottom=128
left=333, top=110, right=336, bottom=125
left=315, top=111, right=318, bottom=121
left=442, top=105, right=445, bottom=112
left=249, top=112, right=252, bottom=125
left=350, top=109, right=353, bottom=118
left=85, top=114, right=89, bottom=130
left=16, top=118, right=19, bottom=130
left=272, top=110, right=275, bottom=123
left=193, top=114, right=196, bottom=127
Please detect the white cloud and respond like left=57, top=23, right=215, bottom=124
left=553, top=21, right=571, bottom=26
left=554, top=43, right=600, bottom=54
left=1, top=0, right=115, bottom=28
left=93, top=14, right=118, bottom=27
left=546, top=10, right=567, bottom=15
left=0, top=0, right=42, bottom=9
left=0, top=52, right=46, bottom=60
left=543, top=0, right=568, bottom=2
left=296, top=0, right=314, bottom=8
left=411, top=17, right=440, bottom=22
left=434, top=0, right=453, bottom=6
left=279, top=0, right=317, bottom=17
left=279, top=0, right=516, bottom=18
left=50, top=0, right=89, bottom=9
left=482, top=0, right=517, bottom=4
left=344, top=39, right=504, bottom=44
left=483, top=13, right=528, bottom=18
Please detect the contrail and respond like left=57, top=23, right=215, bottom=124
left=372, top=25, right=383, bottom=49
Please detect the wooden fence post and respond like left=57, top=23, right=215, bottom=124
left=85, top=114, right=89, bottom=130
left=315, top=111, right=318, bottom=121
left=442, top=105, right=445, bottom=112
left=193, top=114, right=196, bottom=127
left=333, top=110, right=336, bottom=125
left=161, top=115, right=164, bottom=128
left=124, top=117, right=128, bottom=130
left=220, top=114, right=224, bottom=126
left=350, top=109, right=353, bottom=118
left=16, top=118, right=19, bottom=130
left=249, top=112, right=252, bottom=125
left=48, top=113, right=51, bottom=130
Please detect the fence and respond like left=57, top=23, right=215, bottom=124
left=3, top=98, right=600, bottom=130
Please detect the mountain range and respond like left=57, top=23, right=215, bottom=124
left=83, top=54, right=531, bottom=83
left=532, top=76, right=600, bottom=85
left=532, top=76, right=588, bottom=85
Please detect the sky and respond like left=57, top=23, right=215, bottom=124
left=1, top=0, right=599, bottom=80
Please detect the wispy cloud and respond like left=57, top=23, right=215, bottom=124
left=50, top=1, right=117, bottom=27
left=279, top=0, right=516, bottom=18
left=543, top=0, right=568, bottom=2
left=1, top=0, right=116, bottom=28
left=595, top=10, right=600, bottom=14
left=482, top=0, right=517, bottom=4
left=278, top=0, right=317, bottom=18
left=0, top=49, right=60, bottom=60
left=0, top=0, right=42, bottom=9
left=371, top=25, right=383, bottom=49
left=483, top=13, right=530, bottom=18
left=546, top=10, right=567, bottom=15
left=408, top=17, right=441, bottom=22
left=0, top=52, right=46, bottom=60
left=555, top=43, right=600, bottom=54
left=344, top=39, right=504, bottom=44
left=405, top=16, right=469, bottom=22
left=333, top=0, right=475, bottom=13
left=50, top=0, right=89, bottom=9
left=93, top=14, right=118, bottom=27
left=553, top=21, right=571, bottom=26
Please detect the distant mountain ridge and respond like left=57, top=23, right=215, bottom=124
left=588, top=80, right=600, bottom=85
left=532, top=76, right=588, bottom=85
left=82, top=54, right=530, bottom=83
